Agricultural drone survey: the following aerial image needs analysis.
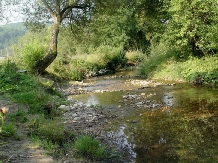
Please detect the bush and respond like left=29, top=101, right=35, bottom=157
left=125, top=51, right=146, bottom=64
left=48, top=45, right=126, bottom=80
left=21, top=40, right=46, bottom=72
left=138, top=42, right=177, bottom=77
left=75, top=135, right=106, bottom=160
left=96, top=45, right=126, bottom=72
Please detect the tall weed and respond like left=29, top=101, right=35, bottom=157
left=138, top=42, right=172, bottom=77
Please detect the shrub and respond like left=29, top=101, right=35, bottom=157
left=97, top=46, right=126, bottom=72
left=21, top=40, right=46, bottom=72
left=138, top=42, right=177, bottom=77
left=139, top=53, right=173, bottom=77
left=125, top=51, right=146, bottom=64
left=48, top=45, right=126, bottom=80
left=74, top=135, right=106, bottom=160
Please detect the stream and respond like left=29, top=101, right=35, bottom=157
left=63, top=71, right=218, bottom=163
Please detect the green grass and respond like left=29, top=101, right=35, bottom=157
left=0, top=59, right=72, bottom=158
left=8, top=108, right=28, bottom=123
left=26, top=116, right=76, bottom=159
left=137, top=41, right=218, bottom=85
left=74, top=135, right=107, bottom=160
left=152, top=56, right=218, bottom=84
left=28, top=116, right=75, bottom=144
left=1, top=123, right=16, bottom=137
left=30, top=135, right=62, bottom=157
left=0, top=60, right=60, bottom=114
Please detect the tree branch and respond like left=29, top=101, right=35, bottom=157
left=56, top=0, right=61, bottom=14
left=60, top=2, right=90, bottom=20
left=41, top=0, right=55, bottom=18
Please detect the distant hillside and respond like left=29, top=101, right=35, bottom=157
left=1, top=22, right=25, bottom=28
left=0, top=22, right=27, bottom=49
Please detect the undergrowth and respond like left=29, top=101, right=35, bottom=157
left=48, top=46, right=127, bottom=80
left=0, top=59, right=60, bottom=114
left=138, top=41, right=218, bottom=85
left=138, top=42, right=175, bottom=78
left=152, top=56, right=218, bottom=84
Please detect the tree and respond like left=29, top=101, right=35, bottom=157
left=123, top=0, right=166, bottom=53
left=21, top=0, right=92, bottom=74
left=163, top=0, right=218, bottom=56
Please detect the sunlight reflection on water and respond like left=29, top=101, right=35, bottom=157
left=105, top=126, right=137, bottom=163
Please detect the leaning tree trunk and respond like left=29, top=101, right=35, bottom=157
left=35, top=21, right=60, bottom=74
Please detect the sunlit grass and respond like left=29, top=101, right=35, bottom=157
left=152, top=56, right=218, bottom=84
left=74, top=135, right=107, bottom=160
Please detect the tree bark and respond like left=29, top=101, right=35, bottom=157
left=35, top=20, right=60, bottom=74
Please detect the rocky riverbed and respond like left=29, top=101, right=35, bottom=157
left=55, top=78, right=176, bottom=96
left=54, top=76, right=178, bottom=162
left=58, top=101, right=118, bottom=135
left=56, top=78, right=176, bottom=124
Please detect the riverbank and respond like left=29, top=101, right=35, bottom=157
left=140, top=55, right=218, bottom=85
left=0, top=62, right=113, bottom=163
left=1, top=55, right=217, bottom=162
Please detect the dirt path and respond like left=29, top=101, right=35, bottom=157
left=0, top=100, right=61, bottom=163
left=0, top=139, right=57, bottom=163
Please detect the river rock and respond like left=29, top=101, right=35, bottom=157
left=58, top=105, right=68, bottom=110
left=73, top=117, right=82, bottom=121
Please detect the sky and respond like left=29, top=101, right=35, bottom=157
left=0, top=3, right=23, bottom=25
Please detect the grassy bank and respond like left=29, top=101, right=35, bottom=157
left=139, top=55, right=218, bottom=84
left=0, top=59, right=118, bottom=162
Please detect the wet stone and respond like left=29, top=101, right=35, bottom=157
left=73, top=117, right=82, bottom=121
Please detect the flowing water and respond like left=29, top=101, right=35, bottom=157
left=71, top=71, right=218, bottom=163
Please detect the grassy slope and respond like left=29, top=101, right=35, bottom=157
left=152, top=56, right=218, bottom=84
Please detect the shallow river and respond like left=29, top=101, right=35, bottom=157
left=71, top=71, right=218, bottom=163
